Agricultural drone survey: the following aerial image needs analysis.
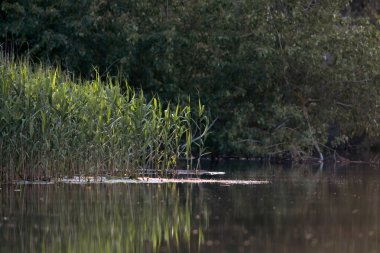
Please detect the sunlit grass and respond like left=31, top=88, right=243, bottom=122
left=0, top=55, right=210, bottom=182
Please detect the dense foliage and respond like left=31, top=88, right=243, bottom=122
left=1, top=0, right=380, bottom=157
left=0, top=56, right=209, bottom=181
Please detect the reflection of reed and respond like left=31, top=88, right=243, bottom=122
left=0, top=184, right=208, bottom=253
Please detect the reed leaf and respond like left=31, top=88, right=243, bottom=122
left=0, top=56, right=210, bottom=182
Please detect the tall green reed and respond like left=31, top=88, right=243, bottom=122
left=0, top=56, right=209, bottom=181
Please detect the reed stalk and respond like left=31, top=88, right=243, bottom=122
left=0, top=56, right=209, bottom=182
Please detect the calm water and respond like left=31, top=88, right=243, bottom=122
left=1, top=161, right=380, bottom=253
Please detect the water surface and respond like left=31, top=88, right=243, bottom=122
left=1, top=161, right=380, bottom=253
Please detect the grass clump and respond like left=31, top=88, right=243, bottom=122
left=0, top=56, right=210, bottom=182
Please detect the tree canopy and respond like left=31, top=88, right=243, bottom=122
left=2, top=0, right=380, bottom=157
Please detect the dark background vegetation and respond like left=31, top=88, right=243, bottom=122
left=2, top=0, right=380, bottom=157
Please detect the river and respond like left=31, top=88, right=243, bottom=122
left=1, top=161, right=379, bottom=253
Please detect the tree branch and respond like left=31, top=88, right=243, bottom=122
left=335, top=101, right=353, bottom=108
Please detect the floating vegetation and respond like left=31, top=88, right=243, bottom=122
left=16, top=176, right=270, bottom=185
left=135, top=178, right=270, bottom=185
left=0, top=55, right=210, bottom=182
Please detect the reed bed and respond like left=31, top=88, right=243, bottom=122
left=0, top=56, right=210, bottom=182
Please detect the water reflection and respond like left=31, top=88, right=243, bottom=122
left=1, top=162, right=380, bottom=253
left=201, top=161, right=380, bottom=253
left=0, top=184, right=208, bottom=253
